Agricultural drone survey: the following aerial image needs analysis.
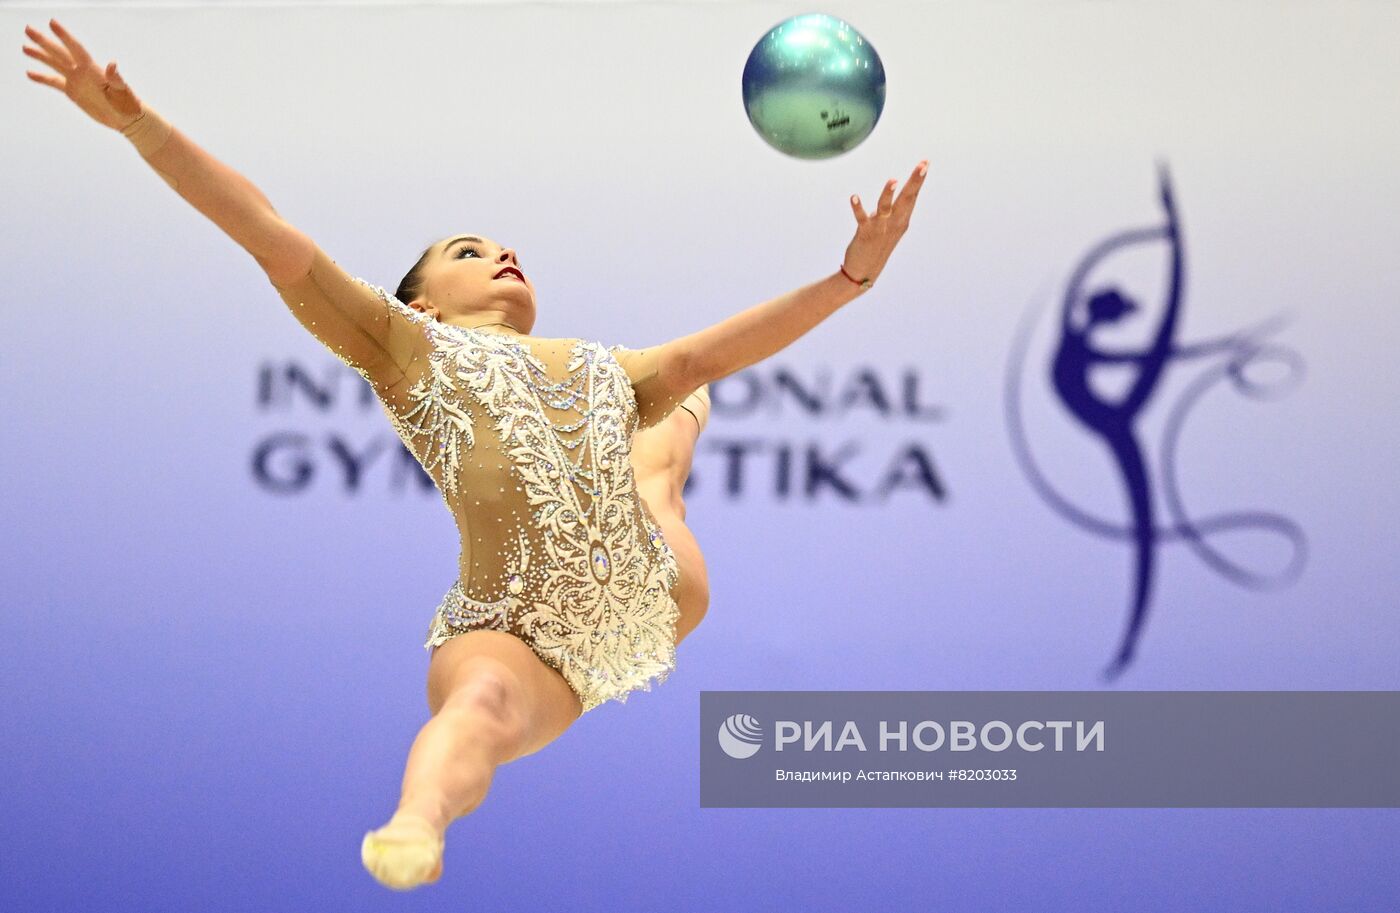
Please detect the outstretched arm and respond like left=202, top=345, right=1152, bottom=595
left=23, top=19, right=427, bottom=386
left=642, top=160, right=929, bottom=396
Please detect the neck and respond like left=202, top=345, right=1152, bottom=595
left=445, top=319, right=525, bottom=336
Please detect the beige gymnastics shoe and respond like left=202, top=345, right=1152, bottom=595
left=678, top=384, right=711, bottom=433
left=360, top=813, right=445, bottom=890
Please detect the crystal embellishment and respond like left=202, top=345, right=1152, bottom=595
left=590, top=541, right=611, bottom=583
left=336, top=292, right=680, bottom=714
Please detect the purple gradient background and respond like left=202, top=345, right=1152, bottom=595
left=2, top=2, right=1397, bottom=910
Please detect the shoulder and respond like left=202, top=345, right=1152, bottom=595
left=604, top=342, right=658, bottom=379
left=597, top=341, right=642, bottom=376
left=346, top=275, right=435, bottom=328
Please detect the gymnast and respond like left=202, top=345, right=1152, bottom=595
left=23, top=18, right=927, bottom=890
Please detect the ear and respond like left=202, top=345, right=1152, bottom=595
left=406, top=297, right=440, bottom=320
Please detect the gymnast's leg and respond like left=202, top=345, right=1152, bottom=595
left=360, top=629, right=583, bottom=890
left=363, top=387, right=711, bottom=890
left=631, top=385, right=712, bottom=645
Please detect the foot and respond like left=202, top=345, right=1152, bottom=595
left=360, top=812, right=445, bottom=890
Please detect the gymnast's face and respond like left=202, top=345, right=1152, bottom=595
left=409, top=233, right=537, bottom=335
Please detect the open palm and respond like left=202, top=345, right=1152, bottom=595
left=843, top=159, right=929, bottom=287
left=23, top=18, right=143, bottom=130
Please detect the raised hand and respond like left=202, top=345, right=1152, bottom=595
left=23, top=19, right=143, bottom=130
left=842, top=159, right=929, bottom=288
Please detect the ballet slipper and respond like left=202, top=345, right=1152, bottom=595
left=678, top=384, right=711, bottom=433
left=360, top=813, right=445, bottom=890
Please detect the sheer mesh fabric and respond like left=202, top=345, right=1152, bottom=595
left=269, top=249, right=688, bottom=710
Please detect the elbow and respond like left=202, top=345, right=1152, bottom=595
left=254, top=223, right=317, bottom=288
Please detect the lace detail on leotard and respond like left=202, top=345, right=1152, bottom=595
left=356, top=311, right=680, bottom=712
left=273, top=263, right=683, bottom=712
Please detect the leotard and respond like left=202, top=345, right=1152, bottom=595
left=270, top=248, right=688, bottom=712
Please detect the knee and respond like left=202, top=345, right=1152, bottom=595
left=443, top=661, right=530, bottom=751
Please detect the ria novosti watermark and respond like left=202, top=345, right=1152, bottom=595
left=700, top=691, right=1400, bottom=808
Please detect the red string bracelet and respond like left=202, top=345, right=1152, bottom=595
left=839, top=263, right=873, bottom=290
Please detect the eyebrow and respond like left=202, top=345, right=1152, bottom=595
left=441, top=236, right=487, bottom=256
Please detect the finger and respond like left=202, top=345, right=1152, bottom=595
left=876, top=178, right=896, bottom=215
left=22, top=43, right=64, bottom=72
left=24, top=25, right=74, bottom=69
left=106, top=61, right=125, bottom=85
left=850, top=193, right=868, bottom=224
left=48, top=19, right=92, bottom=67
left=894, top=159, right=929, bottom=213
left=26, top=70, right=65, bottom=90
left=103, top=62, right=141, bottom=117
left=105, top=61, right=135, bottom=100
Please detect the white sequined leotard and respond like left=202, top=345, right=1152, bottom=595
left=269, top=248, right=688, bottom=713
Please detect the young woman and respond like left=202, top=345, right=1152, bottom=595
left=23, top=18, right=927, bottom=891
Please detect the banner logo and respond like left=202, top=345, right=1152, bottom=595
left=1006, top=163, right=1308, bottom=680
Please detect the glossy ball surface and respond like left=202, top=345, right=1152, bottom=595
left=741, top=13, right=887, bottom=160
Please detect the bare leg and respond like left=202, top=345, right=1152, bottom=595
left=361, top=630, right=583, bottom=890
left=363, top=387, right=711, bottom=890
left=631, top=385, right=711, bottom=643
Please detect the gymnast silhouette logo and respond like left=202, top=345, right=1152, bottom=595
left=1005, top=163, right=1307, bottom=681
left=717, top=714, right=764, bottom=759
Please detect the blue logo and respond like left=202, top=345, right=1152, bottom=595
left=1006, top=163, right=1308, bottom=681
